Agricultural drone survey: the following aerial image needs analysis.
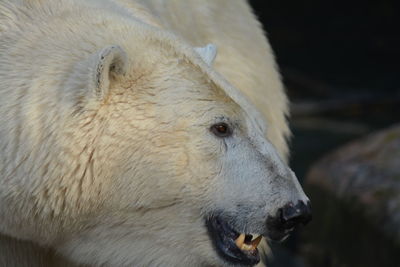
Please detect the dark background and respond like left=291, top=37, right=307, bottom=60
left=249, top=0, right=399, bottom=95
left=248, top=1, right=400, bottom=266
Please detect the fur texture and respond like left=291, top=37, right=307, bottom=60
left=0, top=0, right=303, bottom=266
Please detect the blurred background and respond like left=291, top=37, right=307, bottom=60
left=248, top=0, right=400, bottom=266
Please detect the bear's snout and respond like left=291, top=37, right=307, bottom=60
left=279, top=201, right=312, bottom=228
left=266, top=201, right=312, bottom=241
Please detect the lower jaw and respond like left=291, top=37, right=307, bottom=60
left=206, top=217, right=261, bottom=266
left=215, top=245, right=261, bottom=266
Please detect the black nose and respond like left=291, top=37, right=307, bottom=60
left=279, top=201, right=312, bottom=230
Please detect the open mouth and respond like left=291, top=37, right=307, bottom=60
left=206, top=215, right=263, bottom=266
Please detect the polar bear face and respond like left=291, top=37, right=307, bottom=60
left=45, top=44, right=311, bottom=267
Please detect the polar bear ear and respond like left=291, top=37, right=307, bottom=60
left=90, top=45, right=128, bottom=99
left=194, top=44, right=217, bottom=66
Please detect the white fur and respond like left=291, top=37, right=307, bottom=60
left=137, top=0, right=290, bottom=158
left=0, top=0, right=305, bottom=266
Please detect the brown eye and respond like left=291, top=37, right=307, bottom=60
left=210, top=123, right=232, bottom=137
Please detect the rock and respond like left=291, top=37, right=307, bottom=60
left=307, top=124, right=400, bottom=240
left=301, top=124, right=400, bottom=267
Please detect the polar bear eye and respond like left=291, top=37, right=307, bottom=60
left=210, top=123, right=232, bottom=137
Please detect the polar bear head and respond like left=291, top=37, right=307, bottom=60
left=0, top=25, right=310, bottom=267
left=41, top=38, right=310, bottom=266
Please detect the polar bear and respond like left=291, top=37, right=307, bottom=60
left=0, top=0, right=311, bottom=266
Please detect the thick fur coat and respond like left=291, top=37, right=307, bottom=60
left=0, top=1, right=302, bottom=266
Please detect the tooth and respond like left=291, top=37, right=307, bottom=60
left=251, top=235, right=262, bottom=248
left=241, top=243, right=254, bottom=251
left=235, top=233, right=245, bottom=248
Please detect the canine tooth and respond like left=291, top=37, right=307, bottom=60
left=251, top=235, right=262, bottom=248
left=241, top=243, right=254, bottom=251
left=235, top=233, right=245, bottom=248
